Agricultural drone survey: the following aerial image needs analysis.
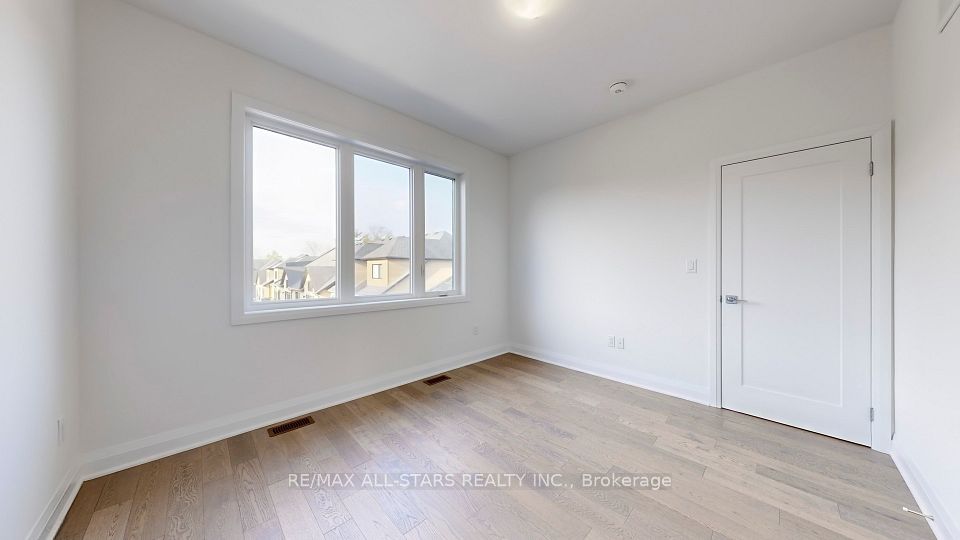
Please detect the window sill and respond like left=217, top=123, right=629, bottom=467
left=231, top=294, right=468, bottom=325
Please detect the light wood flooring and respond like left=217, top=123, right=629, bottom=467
left=56, top=354, right=933, bottom=539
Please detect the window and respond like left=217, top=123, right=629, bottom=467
left=354, top=155, right=410, bottom=296
left=232, top=97, right=464, bottom=323
left=251, top=127, right=337, bottom=304
left=425, top=173, right=456, bottom=293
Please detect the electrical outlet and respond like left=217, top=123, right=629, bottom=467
left=57, top=418, right=64, bottom=445
left=607, top=335, right=616, bottom=348
left=472, top=326, right=480, bottom=336
left=615, top=337, right=625, bottom=349
left=685, top=259, right=698, bottom=273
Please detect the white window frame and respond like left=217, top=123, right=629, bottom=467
left=422, top=171, right=461, bottom=298
left=231, top=94, right=467, bottom=324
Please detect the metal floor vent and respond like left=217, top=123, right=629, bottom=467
left=423, top=374, right=451, bottom=386
left=267, top=415, right=315, bottom=437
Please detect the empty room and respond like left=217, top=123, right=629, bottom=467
left=4, top=0, right=959, bottom=538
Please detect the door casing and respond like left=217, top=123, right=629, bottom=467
left=708, top=124, right=893, bottom=454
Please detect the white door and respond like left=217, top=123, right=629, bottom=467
left=721, top=139, right=872, bottom=445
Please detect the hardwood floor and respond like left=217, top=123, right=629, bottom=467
left=56, top=354, right=933, bottom=539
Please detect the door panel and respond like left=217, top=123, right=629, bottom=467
left=721, top=139, right=872, bottom=445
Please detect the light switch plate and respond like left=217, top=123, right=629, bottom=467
left=685, top=259, right=698, bottom=273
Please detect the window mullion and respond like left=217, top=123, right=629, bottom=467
left=337, top=145, right=356, bottom=303
left=412, top=166, right=426, bottom=297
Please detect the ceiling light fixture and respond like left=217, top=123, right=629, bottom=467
left=503, top=0, right=551, bottom=20
left=609, top=81, right=629, bottom=95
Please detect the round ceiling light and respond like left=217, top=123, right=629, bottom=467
left=609, top=81, right=629, bottom=95
left=503, top=0, right=551, bottom=20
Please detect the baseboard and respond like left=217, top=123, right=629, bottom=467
left=28, top=463, right=81, bottom=540
left=510, top=344, right=712, bottom=406
left=891, top=445, right=958, bottom=540
left=79, top=344, right=508, bottom=481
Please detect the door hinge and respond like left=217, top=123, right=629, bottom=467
left=869, top=161, right=875, bottom=177
left=870, top=407, right=875, bottom=422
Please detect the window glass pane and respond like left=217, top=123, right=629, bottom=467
left=251, top=127, right=337, bottom=303
left=354, top=155, right=411, bottom=296
left=425, top=173, right=455, bottom=292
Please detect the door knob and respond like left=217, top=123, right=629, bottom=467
left=724, top=295, right=744, bottom=304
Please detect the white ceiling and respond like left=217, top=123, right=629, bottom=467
left=121, top=0, right=901, bottom=155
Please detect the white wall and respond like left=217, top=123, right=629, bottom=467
left=509, top=27, right=892, bottom=403
left=0, top=0, right=80, bottom=537
left=891, top=1, right=960, bottom=535
left=77, top=0, right=509, bottom=461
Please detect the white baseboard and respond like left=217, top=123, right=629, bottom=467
left=29, top=464, right=81, bottom=540
left=78, top=344, right=508, bottom=482
left=891, top=445, right=958, bottom=540
left=510, top=344, right=712, bottom=406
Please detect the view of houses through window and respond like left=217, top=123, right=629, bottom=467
left=251, top=126, right=455, bottom=304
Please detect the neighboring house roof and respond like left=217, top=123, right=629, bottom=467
left=254, top=257, right=283, bottom=271
left=254, top=257, right=283, bottom=286
left=284, top=254, right=320, bottom=267
left=354, top=234, right=452, bottom=261
left=357, top=237, right=409, bottom=260
left=382, top=274, right=411, bottom=295
left=354, top=242, right=383, bottom=259
left=429, top=276, right=453, bottom=292
left=424, top=232, right=453, bottom=260
left=306, top=266, right=336, bottom=291
left=310, top=247, right=337, bottom=266
left=254, top=257, right=277, bottom=269
left=284, top=268, right=308, bottom=290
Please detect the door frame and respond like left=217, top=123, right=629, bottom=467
left=707, top=123, right=893, bottom=453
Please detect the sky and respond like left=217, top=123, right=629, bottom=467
left=252, top=127, right=453, bottom=259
